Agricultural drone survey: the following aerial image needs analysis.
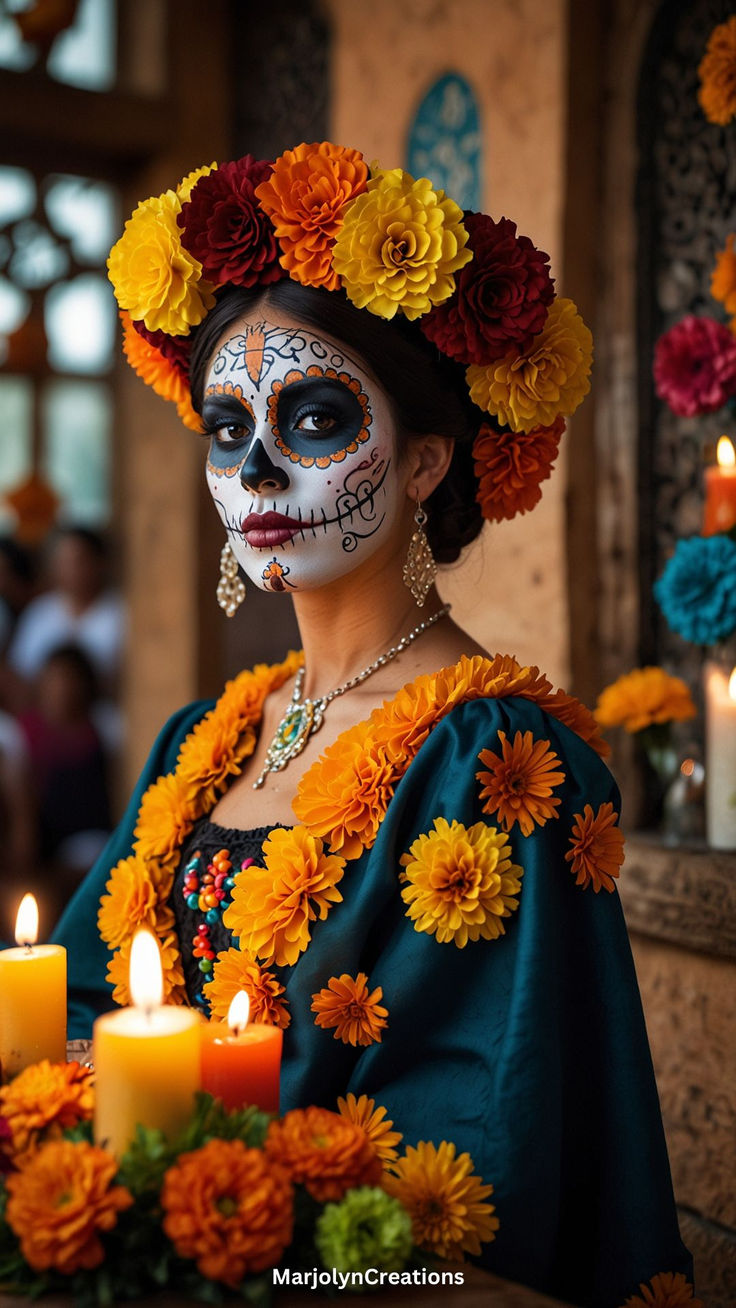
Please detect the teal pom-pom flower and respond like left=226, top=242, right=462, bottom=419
left=315, top=1186, right=413, bottom=1282
left=654, top=534, right=736, bottom=644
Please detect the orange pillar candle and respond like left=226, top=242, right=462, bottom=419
left=0, top=894, right=66, bottom=1079
left=93, top=930, right=201, bottom=1156
left=703, top=436, right=736, bottom=535
left=200, top=991, right=282, bottom=1113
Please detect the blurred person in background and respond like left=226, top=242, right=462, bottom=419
left=0, top=537, right=35, bottom=656
left=0, top=707, right=35, bottom=943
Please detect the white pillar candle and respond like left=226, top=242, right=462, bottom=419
left=705, top=660, right=736, bottom=849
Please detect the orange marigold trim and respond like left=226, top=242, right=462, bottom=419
left=204, top=947, right=291, bottom=1028
left=476, top=731, right=565, bottom=836
left=292, top=723, right=398, bottom=860
left=336, top=1093, right=403, bottom=1166
left=132, top=771, right=199, bottom=872
left=107, top=931, right=186, bottom=1007
left=621, top=1271, right=704, bottom=1308
left=565, top=802, right=625, bottom=893
left=161, top=1138, right=293, bottom=1286
left=698, top=16, right=736, bottom=126
left=265, top=1106, right=381, bottom=1202
left=311, top=972, right=388, bottom=1046
left=711, top=233, right=736, bottom=317
left=98, top=855, right=160, bottom=948
left=177, top=709, right=257, bottom=810
left=384, top=1140, right=498, bottom=1261
left=0, top=1061, right=94, bottom=1164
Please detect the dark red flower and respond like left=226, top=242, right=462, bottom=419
left=473, top=416, right=564, bottom=522
left=653, top=314, right=736, bottom=417
left=178, top=156, right=285, bottom=288
left=0, top=1114, right=15, bottom=1175
left=421, top=213, right=554, bottom=365
left=132, top=321, right=191, bottom=380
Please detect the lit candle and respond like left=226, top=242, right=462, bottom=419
left=0, top=894, right=66, bottom=1080
left=703, top=436, right=736, bottom=535
left=200, top=991, right=282, bottom=1114
left=93, top=930, right=201, bottom=1156
left=705, top=661, right=736, bottom=849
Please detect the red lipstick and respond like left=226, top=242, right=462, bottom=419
left=241, top=511, right=301, bottom=548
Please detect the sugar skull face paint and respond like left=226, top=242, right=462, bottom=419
left=202, top=314, right=405, bottom=592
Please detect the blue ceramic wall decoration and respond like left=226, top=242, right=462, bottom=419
left=407, top=72, right=482, bottom=211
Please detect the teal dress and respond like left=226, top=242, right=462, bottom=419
left=53, top=679, right=692, bottom=1307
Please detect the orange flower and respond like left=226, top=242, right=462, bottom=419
left=0, top=1061, right=94, bottom=1163
left=311, top=972, right=388, bottom=1046
left=476, top=731, right=565, bottom=836
left=711, top=234, right=736, bottom=317
left=293, top=724, right=398, bottom=859
left=565, top=802, right=625, bottom=893
left=133, top=771, right=199, bottom=872
left=400, top=817, right=523, bottom=947
left=97, top=855, right=158, bottom=948
left=698, top=16, right=736, bottom=126
left=177, top=708, right=256, bottom=809
left=121, top=311, right=185, bottom=400
left=621, top=1271, right=704, bottom=1308
left=336, top=1093, right=403, bottom=1166
left=595, top=667, right=696, bottom=734
left=265, top=1106, right=382, bottom=1202
left=161, top=1138, right=293, bottom=1286
left=384, top=1140, right=498, bottom=1261
left=474, top=417, right=564, bottom=522
left=5, top=1139, right=132, bottom=1274
left=107, top=931, right=186, bottom=1007
left=204, top=948, right=291, bottom=1028
left=538, top=686, right=610, bottom=759
left=255, top=142, right=368, bottom=290
left=223, top=825, right=345, bottom=966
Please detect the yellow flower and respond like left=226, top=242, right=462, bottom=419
left=399, top=817, right=523, bottom=947
left=311, top=972, right=388, bottom=1046
left=223, top=825, right=345, bottom=966
left=384, top=1140, right=498, bottom=1260
left=332, top=166, right=472, bottom=321
left=132, top=771, right=200, bottom=873
left=0, top=1061, right=94, bottom=1164
left=698, top=16, right=736, bottom=126
left=107, top=190, right=215, bottom=335
left=107, top=932, right=186, bottom=1007
left=621, top=1271, right=704, bottom=1308
left=467, top=297, right=593, bottom=432
left=177, top=708, right=257, bottom=809
left=336, top=1093, right=403, bottom=1166
left=711, top=234, right=736, bottom=316
left=97, top=855, right=158, bottom=948
left=204, top=948, right=291, bottom=1028
left=177, top=161, right=216, bottom=203
left=594, top=667, right=696, bottom=734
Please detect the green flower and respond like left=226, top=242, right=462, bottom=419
left=315, top=1186, right=413, bottom=1280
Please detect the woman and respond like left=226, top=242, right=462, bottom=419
left=54, top=143, right=693, bottom=1306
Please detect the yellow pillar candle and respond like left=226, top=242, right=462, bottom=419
left=0, top=894, right=66, bottom=1080
left=93, top=930, right=201, bottom=1157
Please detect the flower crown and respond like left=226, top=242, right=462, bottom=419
left=108, top=141, right=593, bottom=524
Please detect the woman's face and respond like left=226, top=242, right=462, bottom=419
left=202, top=310, right=406, bottom=593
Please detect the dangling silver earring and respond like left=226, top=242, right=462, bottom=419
left=217, top=540, right=245, bottom=617
left=403, top=497, right=437, bottom=607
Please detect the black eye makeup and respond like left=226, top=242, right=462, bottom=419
left=201, top=392, right=256, bottom=465
left=274, top=378, right=368, bottom=458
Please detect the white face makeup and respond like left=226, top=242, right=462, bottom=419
left=202, top=313, right=405, bottom=593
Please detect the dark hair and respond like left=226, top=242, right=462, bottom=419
left=41, top=642, right=99, bottom=706
left=0, top=537, right=34, bottom=584
left=55, top=526, right=108, bottom=560
left=189, top=282, right=485, bottom=563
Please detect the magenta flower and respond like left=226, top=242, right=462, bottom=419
left=653, top=314, right=736, bottom=417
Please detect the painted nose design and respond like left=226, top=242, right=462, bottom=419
left=239, top=438, right=290, bottom=494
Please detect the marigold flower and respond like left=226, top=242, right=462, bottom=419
left=565, top=802, right=625, bottom=893
left=594, top=667, right=696, bottom=734
left=204, top=948, right=290, bottom=1028
left=384, top=1140, right=498, bottom=1261
left=107, top=189, right=215, bottom=335
left=315, top=1186, right=413, bottom=1275
left=180, top=155, right=284, bottom=288
left=121, top=311, right=187, bottom=402
left=399, top=816, right=523, bottom=947
left=477, top=731, right=565, bottom=836
left=0, top=1061, right=94, bottom=1164
left=467, top=296, right=592, bottom=432
left=266, top=1106, right=382, bottom=1202
left=473, top=417, right=564, bottom=522
left=107, top=931, right=186, bottom=1007
left=176, top=708, right=256, bottom=809
left=537, top=686, right=610, bottom=758
left=255, top=141, right=368, bottom=291
left=698, top=16, right=736, bottom=126
left=223, top=825, right=345, bottom=966
left=332, top=165, right=472, bottom=320
left=294, top=724, right=398, bottom=859
left=622, top=1270, right=704, bottom=1308
left=133, top=770, right=199, bottom=873
left=98, top=855, right=159, bottom=948
left=161, top=1138, right=293, bottom=1285
left=336, top=1093, right=403, bottom=1166
left=653, top=315, right=736, bottom=417
left=311, top=972, right=388, bottom=1047
left=710, top=233, right=736, bottom=316
left=5, top=1139, right=132, bottom=1274
left=177, top=162, right=216, bottom=203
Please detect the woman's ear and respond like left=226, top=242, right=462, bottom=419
left=404, top=434, right=455, bottom=503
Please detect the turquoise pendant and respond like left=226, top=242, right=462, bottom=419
left=254, top=697, right=324, bottom=788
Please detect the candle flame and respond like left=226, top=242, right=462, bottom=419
left=717, top=435, right=736, bottom=468
left=729, top=667, right=736, bottom=701
left=14, top=893, right=38, bottom=947
left=227, top=990, right=250, bottom=1034
left=129, top=929, right=163, bottom=1011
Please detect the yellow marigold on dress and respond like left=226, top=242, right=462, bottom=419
left=204, top=947, right=290, bottom=1028
left=255, top=141, right=368, bottom=291
left=107, top=190, right=216, bottom=335
left=177, top=707, right=257, bottom=809
left=698, top=16, right=736, bottom=126
left=107, top=931, right=186, bottom=1007
left=0, top=1061, right=94, bottom=1164
left=399, top=816, right=523, bottom=947
left=476, top=731, right=565, bottom=837
left=97, top=854, right=159, bottom=948
left=5, top=1139, right=132, bottom=1274
left=384, top=1140, right=498, bottom=1261
left=336, top=1093, right=403, bottom=1166
left=265, top=1106, right=382, bottom=1202
left=311, top=972, right=388, bottom=1046
left=565, top=802, right=625, bottom=893
left=595, top=666, right=696, bottom=734
left=294, top=724, right=398, bottom=859
left=223, top=825, right=345, bottom=967
left=133, top=770, right=199, bottom=873
left=332, top=166, right=472, bottom=321
left=711, top=233, right=736, bottom=317
left=467, top=297, right=593, bottom=433
left=161, top=1138, right=293, bottom=1286
left=621, top=1271, right=704, bottom=1308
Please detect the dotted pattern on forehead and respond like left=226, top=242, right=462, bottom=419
left=267, top=366, right=372, bottom=469
left=204, top=382, right=255, bottom=478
